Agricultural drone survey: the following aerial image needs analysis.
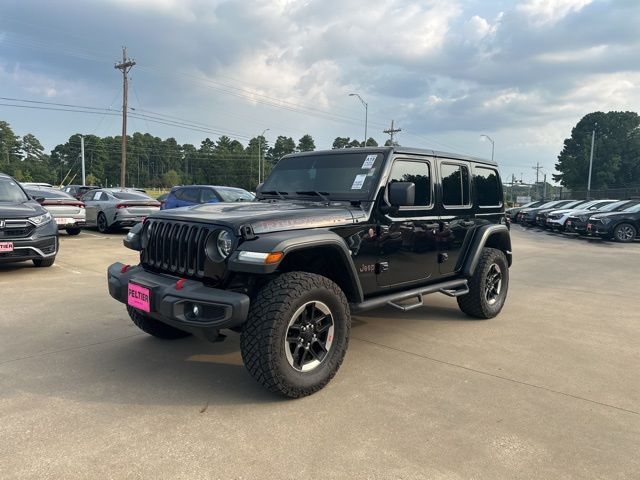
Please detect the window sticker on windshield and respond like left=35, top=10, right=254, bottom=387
left=361, top=154, right=377, bottom=169
left=351, top=174, right=367, bottom=190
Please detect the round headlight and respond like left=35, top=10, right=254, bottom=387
left=216, top=230, right=233, bottom=258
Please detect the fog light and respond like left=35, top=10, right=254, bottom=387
left=192, top=304, right=201, bottom=317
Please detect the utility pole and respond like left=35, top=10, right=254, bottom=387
left=587, top=123, right=597, bottom=199
left=80, top=135, right=86, bottom=185
left=543, top=173, right=547, bottom=199
left=114, top=47, right=136, bottom=188
left=348, top=93, right=368, bottom=146
left=532, top=162, right=543, bottom=199
left=384, top=120, right=402, bottom=146
left=258, top=128, right=270, bottom=185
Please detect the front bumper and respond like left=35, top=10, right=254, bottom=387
left=107, top=263, right=250, bottom=337
left=0, top=218, right=58, bottom=264
left=590, top=222, right=613, bottom=237
left=546, top=218, right=564, bottom=229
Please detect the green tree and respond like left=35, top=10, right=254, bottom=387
left=21, top=134, right=45, bottom=161
left=0, top=121, right=22, bottom=174
left=267, top=136, right=295, bottom=164
left=86, top=173, right=99, bottom=186
left=162, top=169, right=181, bottom=187
left=297, top=134, right=315, bottom=152
left=332, top=137, right=351, bottom=149
left=365, top=137, right=378, bottom=147
left=554, top=111, right=640, bottom=189
left=348, top=139, right=361, bottom=148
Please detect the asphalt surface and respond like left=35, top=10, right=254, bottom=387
left=1, top=226, right=639, bottom=479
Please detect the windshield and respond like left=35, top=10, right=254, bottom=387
left=216, top=187, right=254, bottom=202
left=261, top=152, right=385, bottom=201
left=112, top=191, right=151, bottom=200
left=0, top=177, right=29, bottom=203
left=599, top=200, right=634, bottom=212
left=623, top=203, right=640, bottom=213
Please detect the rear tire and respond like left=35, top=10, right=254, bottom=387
left=127, top=306, right=191, bottom=339
left=457, top=248, right=509, bottom=319
left=97, top=212, right=110, bottom=233
left=613, top=223, right=636, bottom=243
left=66, top=227, right=81, bottom=236
left=33, top=257, right=55, bottom=267
left=240, top=272, right=350, bottom=398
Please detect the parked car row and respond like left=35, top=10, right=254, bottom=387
left=507, top=198, right=640, bottom=242
left=1, top=173, right=257, bottom=268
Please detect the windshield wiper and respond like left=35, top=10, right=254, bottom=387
left=295, top=191, right=331, bottom=203
left=260, top=190, right=289, bottom=200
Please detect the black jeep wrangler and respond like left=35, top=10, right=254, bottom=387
left=108, top=147, right=511, bottom=397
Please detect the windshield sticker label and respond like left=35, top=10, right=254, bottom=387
left=351, top=174, right=367, bottom=190
left=361, top=155, right=377, bottom=169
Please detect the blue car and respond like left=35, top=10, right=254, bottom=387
left=161, top=185, right=255, bottom=210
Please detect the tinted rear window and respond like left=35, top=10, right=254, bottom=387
left=26, top=188, right=75, bottom=199
left=216, top=187, right=254, bottom=202
left=112, top=192, right=150, bottom=200
left=474, top=167, right=502, bottom=207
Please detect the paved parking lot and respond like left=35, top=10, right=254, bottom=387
left=1, top=227, right=639, bottom=479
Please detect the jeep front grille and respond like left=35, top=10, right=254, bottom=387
left=141, top=219, right=215, bottom=279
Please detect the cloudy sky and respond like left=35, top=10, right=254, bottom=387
left=1, top=0, right=638, bottom=183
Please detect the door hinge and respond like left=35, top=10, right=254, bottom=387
left=376, top=261, right=389, bottom=274
left=438, top=253, right=449, bottom=264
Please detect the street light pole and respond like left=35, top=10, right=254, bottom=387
left=258, top=128, right=270, bottom=185
left=480, top=134, right=494, bottom=162
left=587, top=123, right=597, bottom=199
left=349, top=93, right=368, bottom=146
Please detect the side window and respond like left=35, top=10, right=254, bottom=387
left=441, top=163, right=470, bottom=207
left=174, top=188, right=185, bottom=201
left=474, top=166, right=502, bottom=207
left=200, top=188, right=218, bottom=202
left=92, top=191, right=103, bottom=201
left=387, top=160, right=432, bottom=207
left=99, top=192, right=110, bottom=201
left=183, top=188, right=199, bottom=202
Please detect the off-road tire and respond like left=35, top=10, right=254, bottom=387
left=97, top=212, right=110, bottom=233
left=613, top=223, right=636, bottom=243
left=33, top=257, right=55, bottom=267
left=127, top=305, right=191, bottom=339
left=66, top=227, right=81, bottom=236
left=457, top=248, right=509, bottom=319
left=240, top=272, right=351, bottom=398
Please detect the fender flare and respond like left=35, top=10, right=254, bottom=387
left=462, top=225, right=512, bottom=277
left=227, top=229, right=364, bottom=303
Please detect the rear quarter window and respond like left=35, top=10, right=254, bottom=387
left=473, top=166, right=502, bottom=207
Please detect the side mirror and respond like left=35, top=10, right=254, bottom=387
left=35, top=196, right=46, bottom=204
left=388, top=182, right=415, bottom=207
left=256, top=183, right=264, bottom=195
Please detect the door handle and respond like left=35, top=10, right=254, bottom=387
left=460, top=220, right=475, bottom=227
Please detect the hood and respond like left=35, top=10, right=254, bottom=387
left=151, top=200, right=365, bottom=234
left=0, top=200, right=46, bottom=219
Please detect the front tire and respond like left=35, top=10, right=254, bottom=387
left=457, top=248, right=509, bottom=319
left=240, top=272, right=351, bottom=398
left=33, top=257, right=55, bottom=267
left=127, top=306, right=191, bottom=339
left=613, top=223, right=636, bottom=243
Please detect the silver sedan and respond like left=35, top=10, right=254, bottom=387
left=24, top=186, right=86, bottom=236
left=82, top=189, right=160, bottom=233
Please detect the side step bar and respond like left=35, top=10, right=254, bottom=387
left=351, top=279, right=469, bottom=313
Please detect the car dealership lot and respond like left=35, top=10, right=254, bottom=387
left=1, top=228, right=639, bottom=479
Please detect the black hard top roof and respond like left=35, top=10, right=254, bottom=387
left=282, top=146, right=497, bottom=166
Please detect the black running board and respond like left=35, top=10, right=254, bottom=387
left=351, top=279, right=469, bottom=313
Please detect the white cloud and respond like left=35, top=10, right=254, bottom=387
left=517, top=0, right=592, bottom=25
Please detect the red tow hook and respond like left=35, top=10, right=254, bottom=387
left=175, top=279, right=187, bottom=290
left=120, top=264, right=131, bottom=273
